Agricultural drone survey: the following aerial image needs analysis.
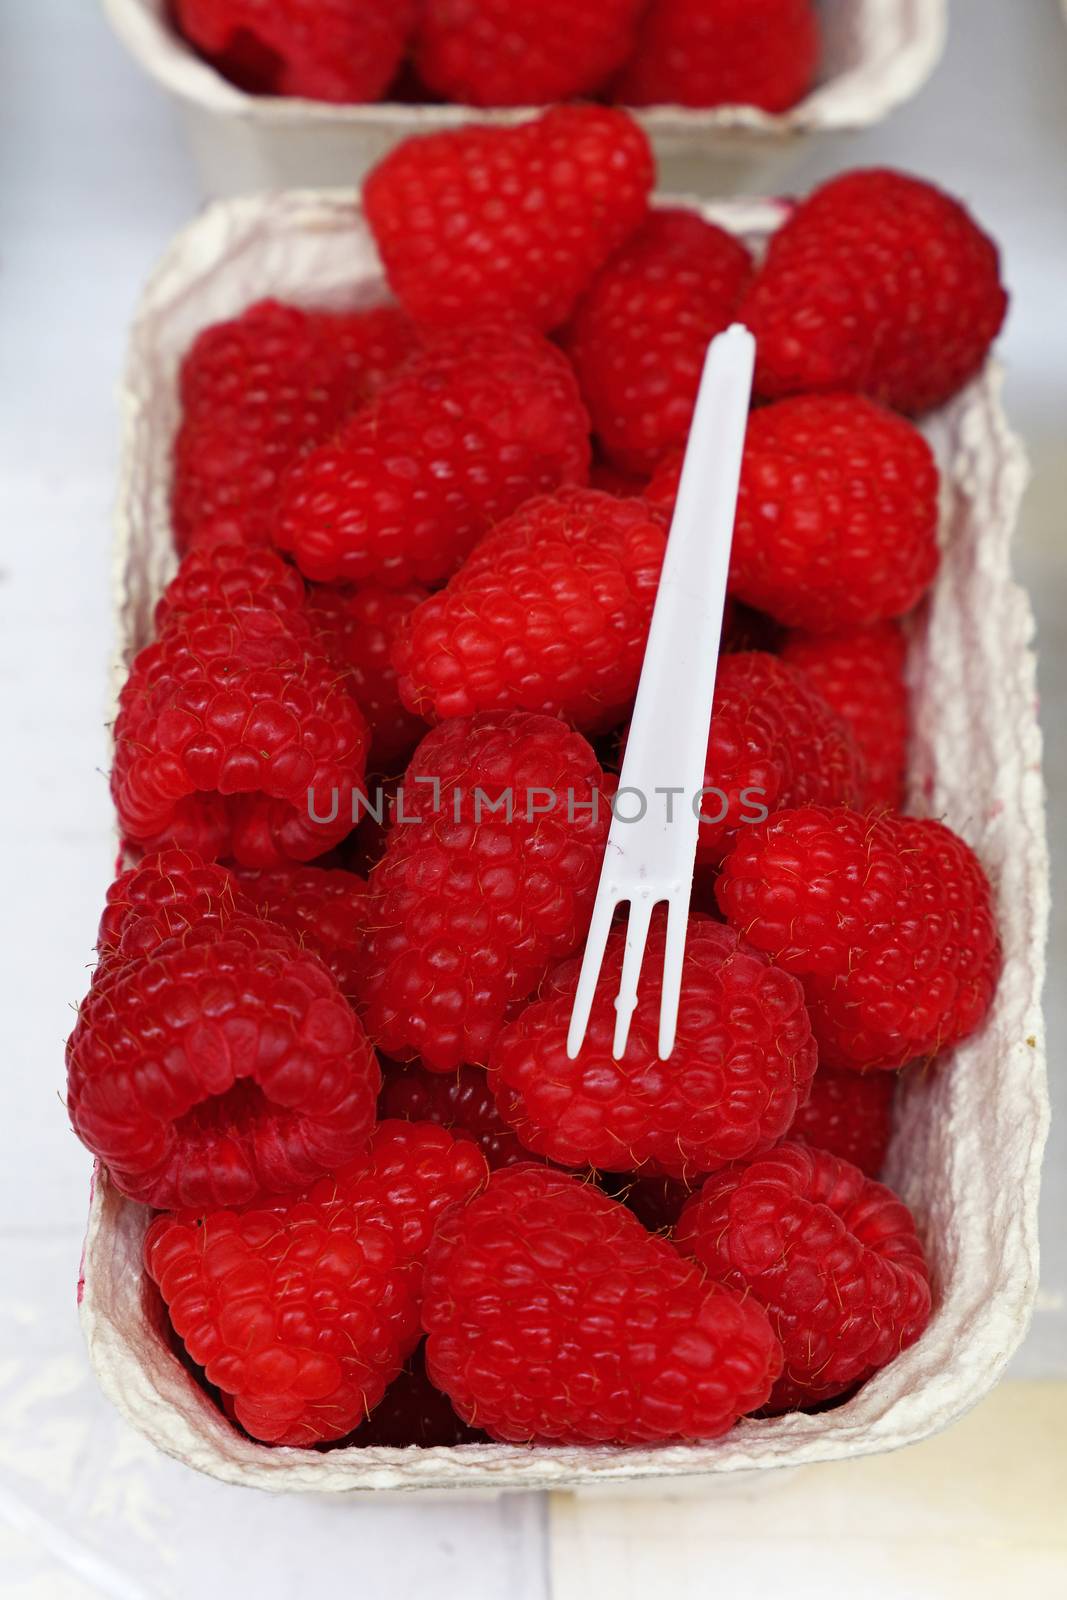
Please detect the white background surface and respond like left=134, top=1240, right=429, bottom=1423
left=0, top=2, right=1064, bottom=1595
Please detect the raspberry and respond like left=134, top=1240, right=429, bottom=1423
left=781, top=623, right=910, bottom=810
left=68, top=875, right=381, bottom=1209
left=789, top=1068, right=896, bottom=1178
left=173, top=300, right=414, bottom=553
left=422, top=1165, right=782, bottom=1443
left=363, top=106, right=654, bottom=332
left=393, top=488, right=667, bottom=733
left=380, top=1063, right=532, bottom=1169
left=328, top=306, right=423, bottom=399
left=615, top=0, right=819, bottom=112
left=675, top=1143, right=931, bottom=1410
left=563, top=209, right=754, bottom=473
left=307, top=583, right=429, bottom=770
left=715, top=806, right=1002, bottom=1071
left=890, top=816, right=1004, bottom=1050
left=96, top=848, right=242, bottom=958
left=356, top=711, right=610, bottom=1071
left=347, top=1345, right=488, bottom=1447
left=414, top=0, right=645, bottom=107
left=178, top=301, right=412, bottom=418
left=172, top=0, right=416, bottom=103
left=648, top=394, right=940, bottom=632
left=112, top=561, right=370, bottom=867
left=695, top=651, right=864, bottom=865
left=144, top=1122, right=488, bottom=1446
left=155, top=543, right=307, bottom=631
left=274, top=320, right=591, bottom=587
left=232, top=865, right=367, bottom=1002
left=489, top=914, right=817, bottom=1178
left=739, top=170, right=1008, bottom=412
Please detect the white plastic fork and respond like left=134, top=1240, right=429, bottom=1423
left=566, top=323, right=756, bottom=1063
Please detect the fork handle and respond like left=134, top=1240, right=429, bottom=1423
left=616, top=324, right=755, bottom=870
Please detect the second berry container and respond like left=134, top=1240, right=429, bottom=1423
left=102, top=0, right=948, bottom=196
left=79, top=188, right=1049, bottom=1493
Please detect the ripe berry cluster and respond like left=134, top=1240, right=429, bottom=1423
left=173, top=0, right=821, bottom=114
left=68, top=107, right=1006, bottom=1451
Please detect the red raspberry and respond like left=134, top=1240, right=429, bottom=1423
left=178, top=301, right=412, bottom=418
left=489, top=914, right=817, bottom=1179
left=155, top=543, right=307, bottom=631
left=96, top=848, right=242, bottom=958
left=647, top=394, right=940, bottom=632
left=232, top=864, right=367, bottom=1002
left=890, top=816, right=1004, bottom=1051
left=615, top=0, right=819, bottom=112
left=307, top=583, right=429, bottom=770
left=363, top=106, right=654, bottom=331
left=789, top=1067, right=896, bottom=1178
left=380, top=1063, right=531, bottom=1169
left=694, top=651, right=864, bottom=865
left=393, top=488, right=666, bottom=733
left=348, top=1345, right=488, bottom=1447
left=414, top=0, right=645, bottom=106
left=422, top=1165, right=782, bottom=1443
left=173, top=300, right=414, bottom=553
left=68, top=892, right=381, bottom=1210
left=179, top=301, right=318, bottom=416
left=563, top=210, right=754, bottom=473
left=327, top=306, right=423, bottom=399
left=274, top=320, right=591, bottom=587
left=675, top=1143, right=931, bottom=1410
left=716, top=806, right=1002, bottom=1071
left=781, top=623, right=910, bottom=810
left=144, top=1122, right=488, bottom=1446
left=112, top=569, right=369, bottom=867
left=739, top=170, right=1008, bottom=412
left=172, top=0, right=416, bottom=102
left=356, top=711, right=611, bottom=1071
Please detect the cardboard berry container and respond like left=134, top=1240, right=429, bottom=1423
left=80, top=189, right=1049, bottom=1493
left=101, top=0, right=947, bottom=197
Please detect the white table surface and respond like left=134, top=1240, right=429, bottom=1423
left=1, top=2, right=1064, bottom=1595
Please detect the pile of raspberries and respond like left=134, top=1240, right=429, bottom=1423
left=173, top=0, right=823, bottom=113
left=68, top=106, right=1008, bottom=1451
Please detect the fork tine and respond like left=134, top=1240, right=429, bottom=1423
left=612, top=892, right=656, bottom=1060
left=566, top=883, right=619, bottom=1059
left=657, top=892, right=690, bottom=1061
